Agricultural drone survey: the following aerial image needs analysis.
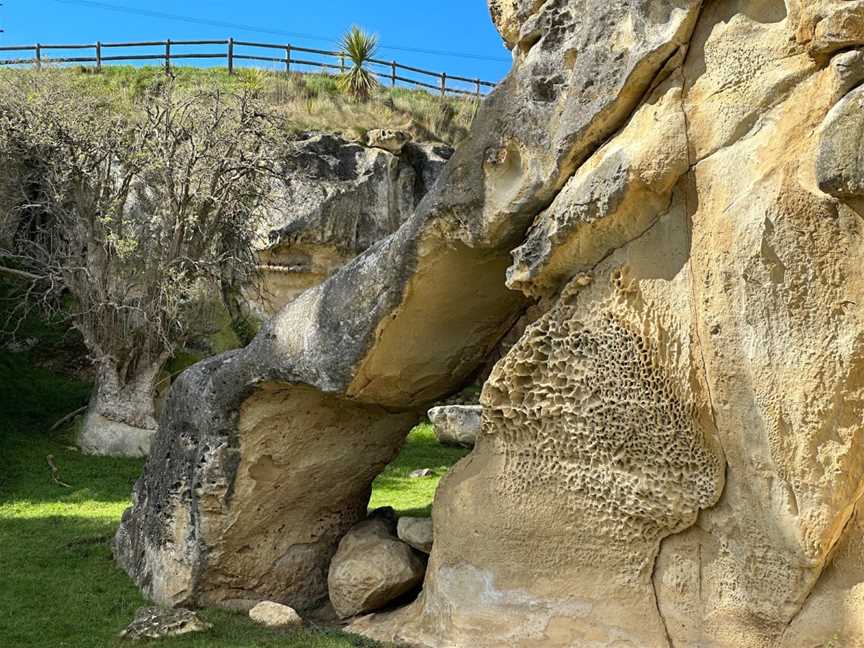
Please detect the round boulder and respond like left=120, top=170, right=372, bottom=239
left=328, top=514, right=425, bottom=618
left=249, top=601, right=303, bottom=628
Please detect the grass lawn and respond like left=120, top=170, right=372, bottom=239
left=370, top=423, right=468, bottom=517
left=0, top=337, right=468, bottom=647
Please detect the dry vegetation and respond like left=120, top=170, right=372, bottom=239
left=37, top=65, right=481, bottom=146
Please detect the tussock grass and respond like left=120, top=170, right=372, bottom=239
left=8, top=65, right=480, bottom=146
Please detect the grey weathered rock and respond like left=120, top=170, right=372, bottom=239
left=817, top=76, right=864, bottom=201
left=248, top=601, right=303, bottom=628
left=427, top=405, right=482, bottom=447
left=366, top=128, right=411, bottom=155
left=120, top=607, right=211, bottom=640
left=328, top=515, right=425, bottom=618
left=252, top=133, right=452, bottom=315
left=408, top=468, right=434, bottom=479
left=116, top=0, right=706, bottom=626
left=77, top=362, right=162, bottom=458
left=397, top=517, right=434, bottom=554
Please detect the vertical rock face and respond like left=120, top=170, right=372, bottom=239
left=117, top=0, right=864, bottom=646
left=253, top=133, right=453, bottom=315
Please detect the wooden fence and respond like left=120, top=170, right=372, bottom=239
left=0, top=38, right=498, bottom=98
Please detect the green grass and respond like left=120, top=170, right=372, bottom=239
left=370, top=423, right=469, bottom=517
left=0, top=306, right=467, bottom=647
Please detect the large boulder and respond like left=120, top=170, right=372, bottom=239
left=328, top=513, right=426, bottom=618
left=350, top=3, right=864, bottom=648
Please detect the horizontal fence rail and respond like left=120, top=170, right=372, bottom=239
left=0, top=38, right=498, bottom=98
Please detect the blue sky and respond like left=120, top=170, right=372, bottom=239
left=0, top=1, right=512, bottom=84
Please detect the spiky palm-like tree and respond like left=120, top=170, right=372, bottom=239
left=338, top=26, right=379, bottom=101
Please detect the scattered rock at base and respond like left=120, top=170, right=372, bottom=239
left=249, top=601, right=303, bottom=628
left=328, top=514, right=426, bottom=618
left=120, top=607, right=211, bottom=640
left=427, top=405, right=482, bottom=447
left=366, top=128, right=411, bottom=155
left=408, top=468, right=434, bottom=478
left=397, top=517, right=434, bottom=554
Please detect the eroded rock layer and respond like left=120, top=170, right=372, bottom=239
left=117, top=0, right=864, bottom=646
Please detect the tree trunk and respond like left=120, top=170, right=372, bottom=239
left=78, top=360, right=163, bottom=457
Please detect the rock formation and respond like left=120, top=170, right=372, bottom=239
left=251, top=132, right=452, bottom=315
left=115, top=0, right=864, bottom=646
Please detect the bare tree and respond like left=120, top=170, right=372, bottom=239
left=0, top=71, right=275, bottom=454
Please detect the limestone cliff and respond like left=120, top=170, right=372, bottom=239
left=115, top=1, right=864, bottom=646
left=252, top=133, right=451, bottom=315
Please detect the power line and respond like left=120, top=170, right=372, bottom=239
left=48, top=0, right=511, bottom=64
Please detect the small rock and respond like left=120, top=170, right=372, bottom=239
left=428, top=405, right=482, bottom=447
left=249, top=601, right=303, bottom=628
left=120, top=607, right=211, bottom=640
left=409, top=468, right=434, bottom=478
left=366, top=128, right=411, bottom=155
left=397, top=517, right=434, bottom=554
left=328, top=515, right=426, bottom=618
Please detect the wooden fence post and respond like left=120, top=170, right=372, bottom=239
left=35, top=43, right=41, bottom=70
left=391, top=61, right=396, bottom=88
left=285, top=45, right=291, bottom=73
left=440, top=72, right=446, bottom=97
left=164, top=39, right=171, bottom=75
left=339, top=53, right=345, bottom=72
left=227, top=37, right=234, bottom=75
left=476, top=78, right=481, bottom=98
left=96, top=41, right=102, bottom=72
